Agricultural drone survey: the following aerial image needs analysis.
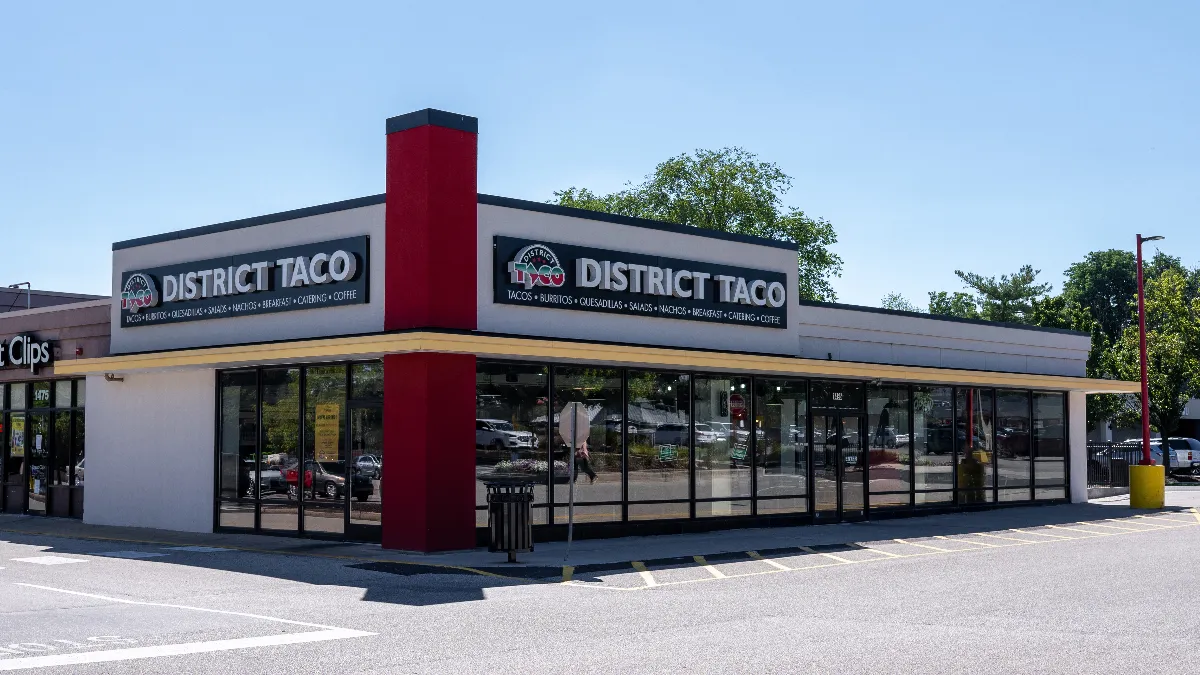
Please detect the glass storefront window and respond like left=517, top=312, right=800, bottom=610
left=694, top=375, right=752, bottom=517
left=75, top=379, right=86, bottom=407
left=351, top=362, right=384, bottom=400
left=811, top=380, right=864, bottom=410
left=754, top=378, right=807, bottom=513
left=552, top=367, right=622, bottom=523
left=53, top=412, right=71, bottom=487
left=627, top=371, right=690, bottom=516
left=1033, top=392, right=1066, bottom=494
left=73, top=410, right=85, bottom=487
left=913, top=386, right=954, bottom=499
left=218, top=371, right=257, bottom=528
left=304, top=366, right=347, bottom=534
left=31, top=382, right=51, bottom=408
left=55, top=381, right=72, bottom=408
left=475, top=362, right=550, bottom=526
left=957, top=388, right=995, bottom=504
left=10, top=384, right=26, bottom=410
left=349, top=406, right=383, bottom=527
left=258, top=368, right=300, bottom=532
left=28, top=414, right=49, bottom=513
left=996, top=390, right=1032, bottom=500
left=868, top=385, right=911, bottom=508
left=7, top=413, right=26, bottom=491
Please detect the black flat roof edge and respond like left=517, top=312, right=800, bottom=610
left=112, top=194, right=387, bottom=251
left=105, top=326, right=1093, bottom=382
left=478, top=193, right=798, bottom=250
left=113, top=192, right=799, bottom=252
left=385, top=109, right=478, bottom=134
left=796, top=299, right=1090, bottom=337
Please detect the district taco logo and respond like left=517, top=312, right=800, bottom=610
left=507, top=244, right=565, bottom=290
left=121, top=272, right=160, bottom=313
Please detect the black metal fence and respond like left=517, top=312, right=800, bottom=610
left=1087, top=443, right=1143, bottom=487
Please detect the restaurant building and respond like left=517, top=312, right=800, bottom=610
left=45, top=109, right=1136, bottom=552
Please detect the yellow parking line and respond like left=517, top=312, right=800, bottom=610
left=1046, top=524, right=1111, bottom=536
left=858, top=545, right=903, bottom=558
left=1193, top=508, right=1200, bottom=524
left=1112, top=518, right=1171, bottom=530
left=799, top=546, right=854, bottom=563
left=1011, top=528, right=1072, bottom=540
left=936, top=535, right=998, bottom=548
left=561, top=566, right=574, bottom=583
left=693, top=555, right=726, bottom=578
left=631, top=561, right=657, bottom=587
left=748, top=550, right=792, bottom=570
left=894, top=538, right=951, bottom=552
left=1080, top=521, right=1143, bottom=532
left=1140, top=514, right=1193, bottom=525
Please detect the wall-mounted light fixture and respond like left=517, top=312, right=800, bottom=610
left=104, top=373, right=124, bottom=382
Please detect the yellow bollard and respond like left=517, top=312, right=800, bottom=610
left=1129, top=464, right=1165, bottom=509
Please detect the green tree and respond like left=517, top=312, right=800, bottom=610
left=1062, top=250, right=1137, bottom=346
left=1106, top=267, right=1200, bottom=439
left=927, top=291, right=980, bottom=319
left=881, top=292, right=920, bottom=313
left=953, top=265, right=1052, bottom=323
left=553, top=148, right=843, bottom=301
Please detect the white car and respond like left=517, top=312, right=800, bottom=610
left=1165, top=438, right=1200, bottom=475
left=694, top=423, right=722, bottom=444
left=476, top=419, right=536, bottom=451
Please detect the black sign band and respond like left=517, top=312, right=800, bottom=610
left=119, top=236, right=369, bottom=328
left=493, top=236, right=788, bottom=329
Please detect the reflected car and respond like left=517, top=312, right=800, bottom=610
left=354, top=454, right=382, bottom=480
left=285, top=461, right=374, bottom=502
left=476, top=419, right=537, bottom=451
left=693, top=423, right=722, bottom=444
left=248, top=464, right=289, bottom=498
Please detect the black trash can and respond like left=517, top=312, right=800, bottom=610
left=485, top=481, right=535, bottom=562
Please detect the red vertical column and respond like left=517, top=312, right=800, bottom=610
left=381, top=109, right=478, bottom=552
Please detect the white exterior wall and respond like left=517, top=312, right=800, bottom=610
left=796, top=304, right=1091, bottom=377
left=83, top=369, right=216, bottom=532
left=477, top=203, right=802, bottom=356
left=1069, top=390, right=1088, bottom=503
left=110, top=203, right=385, bottom=354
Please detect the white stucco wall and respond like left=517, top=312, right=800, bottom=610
left=83, top=369, right=216, bottom=532
left=477, top=203, right=802, bottom=356
left=796, top=304, right=1091, bottom=377
left=110, top=203, right=385, bottom=354
left=1069, top=390, right=1088, bottom=503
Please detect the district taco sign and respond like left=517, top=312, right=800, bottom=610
left=493, top=236, right=789, bottom=328
left=119, top=236, right=369, bottom=327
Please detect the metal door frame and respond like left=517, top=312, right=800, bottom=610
left=812, top=411, right=865, bottom=522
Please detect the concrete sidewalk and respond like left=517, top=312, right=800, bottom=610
left=0, top=490, right=1194, bottom=576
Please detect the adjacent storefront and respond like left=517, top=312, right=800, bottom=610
left=49, top=108, right=1137, bottom=551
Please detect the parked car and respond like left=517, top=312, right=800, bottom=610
left=247, top=463, right=289, bottom=498
left=653, top=423, right=689, bottom=446
left=354, top=454, right=382, bottom=480
left=1165, top=438, right=1200, bottom=475
left=476, top=419, right=537, bottom=451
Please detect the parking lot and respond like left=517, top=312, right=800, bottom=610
left=0, top=492, right=1197, bottom=673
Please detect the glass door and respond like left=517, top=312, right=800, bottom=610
left=812, top=414, right=865, bottom=521
left=28, top=414, right=50, bottom=515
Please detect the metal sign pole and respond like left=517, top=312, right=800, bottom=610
left=566, top=404, right=576, bottom=562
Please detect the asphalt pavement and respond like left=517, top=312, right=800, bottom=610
left=0, top=489, right=1197, bottom=673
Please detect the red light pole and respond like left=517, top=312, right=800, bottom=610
left=1136, top=234, right=1164, bottom=465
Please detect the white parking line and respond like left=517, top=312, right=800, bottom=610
left=2, top=584, right=374, bottom=671
left=10, top=557, right=86, bottom=566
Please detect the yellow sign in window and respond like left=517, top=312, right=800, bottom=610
left=314, top=404, right=341, bottom=461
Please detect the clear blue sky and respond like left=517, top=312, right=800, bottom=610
left=3, top=1, right=1196, bottom=306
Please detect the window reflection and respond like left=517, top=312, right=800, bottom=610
left=694, top=375, right=752, bottom=517
left=259, top=368, right=299, bottom=532
left=627, top=371, right=690, bottom=516
left=1033, top=392, right=1066, bottom=494
left=218, top=371, right=257, bottom=508
left=868, top=385, right=910, bottom=507
left=957, top=388, right=995, bottom=504
left=755, top=379, right=807, bottom=512
left=553, top=367, right=622, bottom=523
left=475, top=363, right=549, bottom=526
left=996, top=390, right=1031, bottom=500
left=913, top=386, right=954, bottom=498
left=304, top=366, right=347, bottom=535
